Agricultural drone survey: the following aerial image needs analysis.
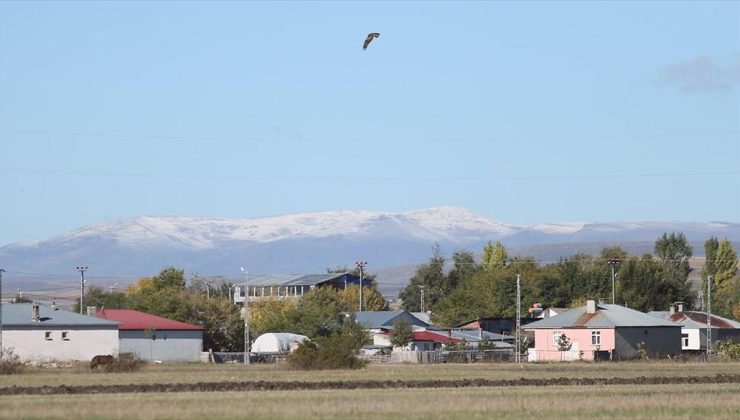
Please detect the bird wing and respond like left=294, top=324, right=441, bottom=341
left=363, top=33, right=380, bottom=50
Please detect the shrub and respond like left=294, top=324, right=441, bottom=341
left=288, top=321, right=368, bottom=370
left=713, top=339, right=740, bottom=360
left=101, top=353, right=146, bottom=373
left=0, top=349, right=24, bottom=375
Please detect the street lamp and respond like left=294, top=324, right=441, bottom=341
left=240, top=267, right=250, bottom=365
left=76, top=266, right=88, bottom=314
left=355, top=260, right=367, bottom=312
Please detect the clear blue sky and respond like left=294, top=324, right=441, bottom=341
left=1, top=1, right=738, bottom=246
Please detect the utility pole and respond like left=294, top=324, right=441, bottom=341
left=607, top=258, right=619, bottom=304
left=418, top=285, right=426, bottom=312
left=240, top=267, right=250, bottom=365
left=355, top=260, right=367, bottom=312
left=706, top=275, right=712, bottom=361
left=515, top=274, right=521, bottom=364
left=1, top=268, right=4, bottom=360
left=76, top=266, right=88, bottom=314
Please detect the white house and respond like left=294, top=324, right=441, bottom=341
left=649, top=302, right=740, bottom=351
left=1, top=303, right=119, bottom=362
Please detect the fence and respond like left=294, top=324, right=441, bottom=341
left=364, top=349, right=512, bottom=364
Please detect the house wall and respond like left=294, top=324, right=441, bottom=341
left=3, top=328, right=119, bottom=362
left=119, top=330, right=203, bottom=362
left=530, top=328, right=615, bottom=361
left=614, top=327, right=681, bottom=359
left=681, top=328, right=701, bottom=350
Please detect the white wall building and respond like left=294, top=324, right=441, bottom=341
left=1, top=303, right=119, bottom=362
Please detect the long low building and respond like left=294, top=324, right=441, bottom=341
left=1, top=303, right=119, bottom=362
left=233, top=272, right=365, bottom=303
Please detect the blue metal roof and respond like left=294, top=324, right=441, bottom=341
left=355, top=311, right=430, bottom=329
left=241, top=273, right=361, bottom=287
left=2, top=304, right=119, bottom=329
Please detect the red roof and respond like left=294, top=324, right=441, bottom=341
left=411, top=331, right=462, bottom=344
left=96, top=309, right=204, bottom=331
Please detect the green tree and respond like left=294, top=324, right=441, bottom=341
left=654, top=232, right=692, bottom=278
left=399, top=245, right=446, bottom=311
left=705, top=239, right=739, bottom=319
left=482, top=241, right=508, bottom=272
left=389, top=318, right=413, bottom=348
left=72, top=286, right=127, bottom=313
left=150, top=267, right=187, bottom=291
left=447, top=250, right=479, bottom=291
left=337, top=284, right=388, bottom=312
left=556, top=333, right=573, bottom=361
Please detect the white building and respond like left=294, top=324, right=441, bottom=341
left=96, top=309, right=203, bottom=362
left=649, top=302, right=740, bottom=351
left=1, top=303, right=119, bottom=362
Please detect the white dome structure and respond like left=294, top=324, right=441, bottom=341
left=251, top=333, right=309, bottom=354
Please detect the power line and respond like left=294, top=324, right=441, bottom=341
left=1, top=128, right=735, bottom=144
left=1, top=166, right=737, bottom=182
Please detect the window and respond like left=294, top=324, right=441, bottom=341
left=552, top=331, right=563, bottom=347
left=682, top=333, right=689, bottom=347
left=45, top=331, right=52, bottom=341
left=62, top=331, right=69, bottom=341
left=591, top=331, right=601, bottom=346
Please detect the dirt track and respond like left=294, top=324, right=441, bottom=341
left=1, top=374, right=739, bottom=395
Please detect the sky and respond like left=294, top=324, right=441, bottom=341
left=1, top=0, right=738, bottom=246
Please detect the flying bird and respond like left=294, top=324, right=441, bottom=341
left=363, top=32, right=380, bottom=50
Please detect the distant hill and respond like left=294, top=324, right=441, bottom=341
left=1, top=207, right=737, bottom=300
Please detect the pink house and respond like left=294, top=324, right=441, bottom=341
left=524, top=300, right=681, bottom=361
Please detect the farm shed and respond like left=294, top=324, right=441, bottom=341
left=1, top=303, right=119, bottom=362
left=524, top=300, right=681, bottom=361
left=649, top=302, right=740, bottom=351
left=96, top=309, right=203, bottom=362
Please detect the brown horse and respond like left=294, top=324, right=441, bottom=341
left=90, top=354, right=115, bottom=370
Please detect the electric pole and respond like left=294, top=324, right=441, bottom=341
left=76, top=266, right=88, bottom=314
left=240, top=267, right=250, bottom=365
left=516, top=274, right=521, bottom=364
left=0, top=268, right=5, bottom=360
left=419, top=285, right=426, bottom=312
left=607, top=258, right=619, bottom=304
left=355, top=260, right=367, bottom=312
left=707, top=275, right=712, bottom=361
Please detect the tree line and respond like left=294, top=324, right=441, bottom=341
left=399, top=234, right=739, bottom=326
left=74, top=266, right=386, bottom=352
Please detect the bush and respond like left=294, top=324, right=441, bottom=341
left=288, top=321, right=369, bottom=370
left=0, top=349, right=24, bottom=375
left=713, top=339, right=740, bottom=360
left=101, top=353, right=146, bottom=373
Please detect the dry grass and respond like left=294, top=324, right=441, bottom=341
left=1, top=360, right=738, bottom=388
left=0, top=384, right=737, bottom=419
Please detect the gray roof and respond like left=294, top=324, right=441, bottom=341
left=241, top=273, right=357, bottom=287
left=1, top=304, right=119, bottom=329
left=449, top=329, right=513, bottom=343
left=523, top=304, right=680, bottom=329
left=648, top=311, right=740, bottom=329
left=355, top=311, right=430, bottom=329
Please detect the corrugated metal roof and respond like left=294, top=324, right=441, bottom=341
left=96, top=309, right=204, bottom=331
left=524, top=304, right=680, bottom=329
left=648, top=311, right=740, bottom=329
left=355, top=311, right=429, bottom=329
left=239, top=273, right=359, bottom=287
left=1, top=304, right=119, bottom=328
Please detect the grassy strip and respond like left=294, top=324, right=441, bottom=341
left=1, top=374, right=738, bottom=395
left=4, top=361, right=739, bottom=388
left=0, top=384, right=738, bottom=419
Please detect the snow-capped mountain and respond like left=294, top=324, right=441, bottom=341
left=1, top=207, right=738, bottom=288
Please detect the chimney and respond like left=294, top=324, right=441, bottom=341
left=51, top=299, right=58, bottom=311
left=32, top=303, right=40, bottom=322
left=86, top=306, right=97, bottom=317
left=676, top=302, right=684, bottom=313
left=669, top=304, right=675, bottom=315
left=586, top=300, right=597, bottom=314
